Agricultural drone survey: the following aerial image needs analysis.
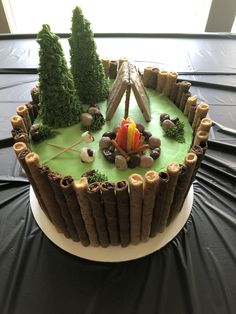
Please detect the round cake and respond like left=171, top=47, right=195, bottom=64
left=10, top=7, right=212, bottom=248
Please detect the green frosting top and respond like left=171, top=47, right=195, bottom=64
left=31, top=88, right=193, bottom=182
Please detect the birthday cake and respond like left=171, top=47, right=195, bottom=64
left=11, top=7, right=212, bottom=248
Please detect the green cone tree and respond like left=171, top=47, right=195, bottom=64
left=37, top=24, right=81, bottom=128
left=69, top=7, right=109, bottom=105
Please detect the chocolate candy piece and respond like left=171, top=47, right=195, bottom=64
left=160, top=113, right=170, bottom=123
left=128, top=154, right=140, bottom=168
left=102, top=131, right=116, bottom=140
left=162, top=119, right=176, bottom=130
left=171, top=116, right=179, bottom=125
left=115, top=155, right=128, bottom=170
left=136, top=123, right=145, bottom=133
left=103, top=149, right=115, bottom=163
left=140, top=155, right=154, bottom=168
left=148, top=136, right=161, bottom=149
left=142, top=130, right=152, bottom=141
left=99, top=137, right=111, bottom=149
left=150, top=149, right=160, bottom=160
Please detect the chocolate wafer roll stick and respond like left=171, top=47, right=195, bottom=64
left=167, top=153, right=197, bottom=224
left=11, top=115, right=27, bottom=134
left=109, top=60, right=118, bottom=79
left=26, top=102, right=35, bottom=123
left=73, top=177, right=99, bottom=247
left=13, top=141, right=27, bottom=156
left=31, top=102, right=39, bottom=117
left=102, top=58, right=110, bottom=79
left=197, top=118, right=212, bottom=132
left=169, top=82, right=179, bottom=102
left=25, top=153, right=72, bottom=237
left=31, top=84, right=39, bottom=104
left=141, top=171, right=159, bottom=242
left=167, top=164, right=186, bottom=224
left=60, top=176, right=89, bottom=246
left=150, top=172, right=169, bottom=237
left=192, top=103, right=209, bottom=129
left=13, top=142, right=49, bottom=220
left=179, top=92, right=191, bottom=112
left=163, top=71, right=178, bottom=97
left=148, top=68, right=159, bottom=89
left=48, top=172, right=78, bottom=240
left=193, top=130, right=209, bottom=146
left=158, top=163, right=180, bottom=232
left=143, top=67, right=153, bottom=87
left=115, top=180, right=130, bottom=247
left=190, top=143, right=208, bottom=185
left=87, top=182, right=109, bottom=247
left=38, top=166, right=70, bottom=237
left=184, top=95, right=197, bottom=116
left=128, top=174, right=143, bottom=245
left=16, top=105, right=32, bottom=131
left=101, top=182, right=120, bottom=246
left=180, top=152, right=198, bottom=207
left=188, top=103, right=197, bottom=124
left=156, top=70, right=168, bottom=93
left=176, top=81, right=191, bottom=107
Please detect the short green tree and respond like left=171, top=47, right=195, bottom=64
left=37, top=24, right=81, bottom=128
left=69, top=7, right=109, bottom=105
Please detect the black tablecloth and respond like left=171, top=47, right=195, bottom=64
left=0, top=34, right=236, bottom=314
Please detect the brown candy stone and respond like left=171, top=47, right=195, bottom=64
left=115, top=155, right=128, bottom=170
left=128, top=154, right=141, bottom=169
left=148, top=136, right=161, bottom=149
left=162, top=119, right=175, bottom=130
left=99, top=137, right=111, bottom=149
left=140, top=155, right=154, bottom=168
left=80, top=113, right=93, bottom=127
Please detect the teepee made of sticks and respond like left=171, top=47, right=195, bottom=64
left=106, top=62, right=151, bottom=122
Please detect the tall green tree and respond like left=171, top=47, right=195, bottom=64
left=37, top=24, right=81, bottom=128
left=69, top=6, right=109, bottom=104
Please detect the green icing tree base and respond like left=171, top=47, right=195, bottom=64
left=37, top=24, right=82, bottom=128
left=69, top=7, right=109, bottom=105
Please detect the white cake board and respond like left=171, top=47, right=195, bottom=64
left=30, top=185, right=193, bottom=262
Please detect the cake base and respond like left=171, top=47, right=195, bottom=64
left=30, top=185, right=193, bottom=262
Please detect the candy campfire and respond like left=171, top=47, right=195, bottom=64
left=99, top=118, right=161, bottom=170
